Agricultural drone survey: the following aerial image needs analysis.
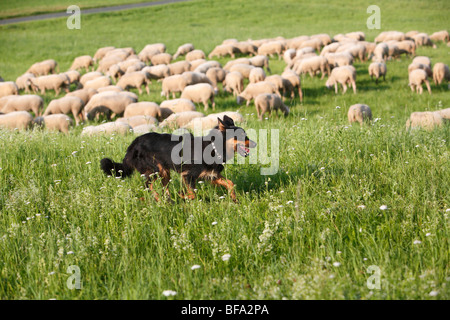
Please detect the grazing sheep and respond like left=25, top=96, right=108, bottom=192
left=33, top=114, right=73, bottom=133
left=325, top=66, right=357, bottom=94
left=183, top=111, right=243, bottom=132
left=124, top=102, right=161, bottom=119
left=0, top=82, right=19, bottom=97
left=286, top=36, right=309, bottom=50
left=436, top=108, right=450, bottom=120
left=44, top=96, right=85, bottom=125
left=408, top=63, right=433, bottom=77
left=70, top=55, right=94, bottom=71
left=151, top=53, right=172, bottom=65
left=281, top=70, right=303, bottom=102
left=142, top=65, right=171, bottom=81
left=159, top=107, right=174, bottom=120
left=116, top=71, right=149, bottom=95
left=97, top=85, right=123, bottom=93
left=395, top=40, right=416, bottom=56
left=254, top=93, right=289, bottom=120
left=205, top=67, right=227, bottom=93
left=168, top=60, right=192, bottom=75
left=299, top=38, right=323, bottom=52
left=375, top=31, right=406, bottom=43
left=182, top=71, right=213, bottom=86
left=430, top=30, right=449, bottom=43
left=132, top=124, right=158, bottom=135
left=173, top=43, right=194, bottom=59
left=223, top=71, right=244, bottom=97
left=142, top=43, right=166, bottom=54
left=180, top=83, right=215, bottom=111
left=432, top=63, right=450, bottom=85
left=161, top=75, right=188, bottom=99
left=193, top=61, right=222, bottom=74
left=406, top=112, right=443, bottom=130
left=84, top=92, right=137, bottom=120
left=63, top=70, right=81, bottom=86
left=386, top=42, right=400, bottom=59
left=413, top=33, right=436, bottom=48
left=235, top=42, right=258, bottom=56
left=264, top=75, right=292, bottom=99
left=320, top=42, right=341, bottom=56
left=295, top=56, right=330, bottom=79
left=236, top=81, right=278, bottom=106
left=325, top=52, right=353, bottom=68
left=159, top=111, right=205, bottom=129
left=185, top=49, right=206, bottom=62
left=188, top=59, right=207, bottom=71
left=368, top=62, right=387, bottom=83
left=208, top=44, right=239, bottom=59
left=223, top=58, right=251, bottom=71
left=116, top=115, right=158, bottom=128
left=15, top=73, right=35, bottom=93
left=283, top=49, right=297, bottom=65
left=26, top=59, right=58, bottom=76
left=83, top=75, right=112, bottom=91
left=222, top=39, right=239, bottom=45
left=412, top=56, right=431, bottom=68
left=0, top=95, right=44, bottom=116
left=406, top=31, right=420, bottom=39
left=93, top=46, right=115, bottom=62
left=249, top=67, right=266, bottom=83
left=66, top=88, right=98, bottom=105
left=311, top=33, right=332, bottom=46
left=229, top=63, right=255, bottom=78
left=0, top=111, right=33, bottom=130
left=345, top=32, right=365, bottom=41
left=347, top=104, right=372, bottom=125
left=159, top=98, right=196, bottom=113
left=28, top=75, right=68, bottom=95
left=80, top=71, right=103, bottom=86
left=81, top=122, right=132, bottom=136
left=96, top=55, right=124, bottom=73
left=373, top=43, right=389, bottom=61
left=408, top=69, right=431, bottom=94
left=257, top=41, right=285, bottom=59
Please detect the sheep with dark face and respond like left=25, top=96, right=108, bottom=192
left=116, top=72, right=149, bottom=95
left=254, top=93, right=289, bottom=120
left=173, top=43, right=194, bottom=59
left=43, top=96, right=85, bottom=125
left=0, top=82, right=19, bottom=98
left=433, top=63, right=450, bottom=85
left=28, top=75, right=69, bottom=95
left=325, top=66, right=357, bottom=94
left=33, top=114, right=73, bottom=133
left=348, top=104, right=372, bottom=125
left=408, top=69, right=431, bottom=94
left=0, top=95, right=44, bottom=116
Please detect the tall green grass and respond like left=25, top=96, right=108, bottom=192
left=0, top=0, right=449, bottom=299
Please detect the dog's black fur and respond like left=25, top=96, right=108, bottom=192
left=100, top=115, right=256, bottom=201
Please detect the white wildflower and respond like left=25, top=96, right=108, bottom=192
left=221, top=254, right=231, bottom=261
left=191, top=265, right=201, bottom=270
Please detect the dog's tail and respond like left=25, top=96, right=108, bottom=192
left=100, top=158, right=134, bottom=178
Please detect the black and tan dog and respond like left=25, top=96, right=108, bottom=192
left=100, top=115, right=256, bottom=202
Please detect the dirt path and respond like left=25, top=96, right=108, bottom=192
left=0, top=0, right=191, bottom=25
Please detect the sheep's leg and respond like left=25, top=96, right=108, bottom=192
left=203, top=101, right=209, bottom=111
left=210, top=95, right=215, bottom=110
left=246, top=99, right=250, bottom=107
left=334, top=83, right=338, bottom=94
left=138, top=86, right=143, bottom=95
left=73, top=110, right=80, bottom=125
left=342, top=83, right=348, bottom=94
left=424, top=80, right=431, bottom=94
left=351, top=81, right=357, bottom=94
left=145, top=83, right=150, bottom=95
left=172, top=92, right=176, bottom=99
left=298, top=87, right=303, bottom=103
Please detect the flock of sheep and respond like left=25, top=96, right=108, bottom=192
left=0, top=29, right=449, bottom=134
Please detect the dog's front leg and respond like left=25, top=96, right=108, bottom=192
left=212, top=176, right=237, bottom=202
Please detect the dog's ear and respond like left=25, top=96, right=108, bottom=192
left=222, top=115, right=235, bottom=127
left=218, top=117, right=226, bottom=131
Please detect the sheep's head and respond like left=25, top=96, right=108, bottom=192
left=325, top=78, right=334, bottom=89
left=236, top=96, right=244, bottom=105
left=27, top=79, right=39, bottom=90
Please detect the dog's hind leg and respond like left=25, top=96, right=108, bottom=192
left=212, top=175, right=237, bottom=202
left=179, top=173, right=196, bottom=200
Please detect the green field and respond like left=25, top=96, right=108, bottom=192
left=0, top=0, right=159, bottom=20
left=0, top=0, right=449, bottom=300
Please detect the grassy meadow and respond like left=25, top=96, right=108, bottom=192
left=0, top=0, right=449, bottom=299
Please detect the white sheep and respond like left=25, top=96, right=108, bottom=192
left=254, top=93, right=290, bottom=120
left=161, top=75, right=188, bottom=99
left=406, top=112, right=443, bottom=130
left=159, top=98, right=196, bottom=113
left=229, top=64, right=255, bottom=79
left=81, top=122, right=132, bottom=136
left=80, top=71, right=103, bottom=86
left=84, top=92, right=137, bottom=120
left=257, top=41, right=285, bottom=59
left=281, top=70, right=303, bottom=102
left=223, top=58, right=251, bottom=71
left=26, top=59, right=58, bottom=76
left=208, top=44, right=239, bottom=59
left=409, top=69, right=431, bottom=94
left=0, top=111, right=33, bottom=130
left=249, top=67, right=266, bottom=83
left=325, top=66, right=357, bottom=94
left=430, top=30, right=449, bottom=43
left=193, top=61, right=222, bottom=74
left=0, top=82, right=19, bottom=98
left=180, top=83, right=215, bottom=111
left=432, top=63, right=450, bottom=85
left=116, top=115, right=158, bottom=128
left=15, top=73, right=35, bottom=93
left=151, top=53, right=172, bottom=66
left=117, top=71, right=149, bottom=94
left=223, top=71, right=244, bottom=97
left=168, top=60, right=192, bottom=75
left=33, top=114, right=73, bottom=133
left=70, top=55, right=94, bottom=72
left=436, top=108, right=450, bottom=120
left=348, top=104, right=372, bottom=125
left=237, top=81, right=278, bottom=106
left=83, top=75, right=112, bottom=91
left=235, top=42, right=258, bottom=56
left=28, top=75, right=68, bottom=95
left=183, top=111, right=243, bottom=132
left=142, top=65, right=171, bottom=81
left=44, top=96, right=85, bottom=125
left=132, top=124, right=158, bottom=135
left=124, top=102, right=161, bottom=119
left=295, top=56, right=330, bottom=79
left=182, top=71, right=213, bottom=86
left=0, top=94, right=44, bottom=116
left=93, top=46, right=115, bottom=62
left=373, top=43, right=389, bottom=61
left=413, top=33, right=436, bottom=48
left=188, top=59, right=207, bottom=71
left=173, top=43, right=194, bottom=59
left=159, top=111, right=205, bottom=129
left=408, top=63, right=432, bottom=78
left=412, top=56, right=431, bottom=68
left=368, top=62, right=387, bottom=83
left=205, top=67, right=227, bottom=93
left=185, top=49, right=206, bottom=62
